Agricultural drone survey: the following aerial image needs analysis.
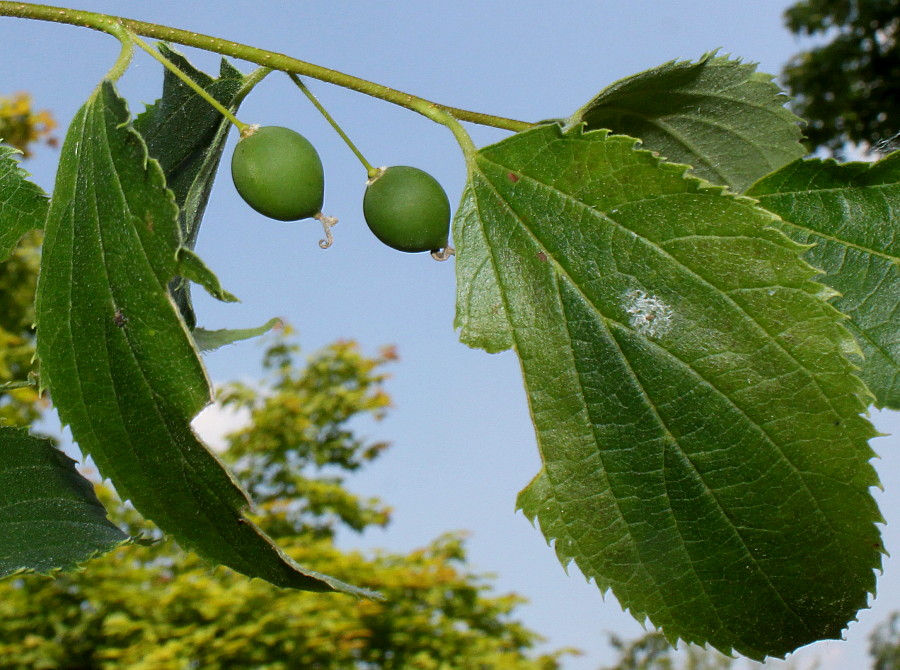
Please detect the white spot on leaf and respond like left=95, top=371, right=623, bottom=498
left=623, top=289, right=673, bottom=338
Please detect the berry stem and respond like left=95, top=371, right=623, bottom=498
left=128, top=30, right=250, bottom=133
left=0, top=2, right=535, bottom=134
left=287, top=73, right=378, bottom=178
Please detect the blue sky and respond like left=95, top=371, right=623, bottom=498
left=3, top=2, right=898, bottom=668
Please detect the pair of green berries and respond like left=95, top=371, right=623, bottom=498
left=231, top=126, right=451, bottom=253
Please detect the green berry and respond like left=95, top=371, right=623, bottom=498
left=363, top=166, right=451, bottom=253
left=231, top=126, right=325, bottom=221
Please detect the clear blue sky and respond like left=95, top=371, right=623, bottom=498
left=3, top=2, right=898, bottom=668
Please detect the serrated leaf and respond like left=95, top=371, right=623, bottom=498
left=567, top=54, right=806, bottom=192
left=0, top=426, right=127, bottom=578
left=748, top=154, right=900, bottom=409
left=0, top=144, right=48, bottom=261
left=134, top=44, right=248, bottom=329
left=34, top=80, right=370, bottom=596
left=193, top=317, right=282, bottom=353
left=454, top=124, right=881, bottom=659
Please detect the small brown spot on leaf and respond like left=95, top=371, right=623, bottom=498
left=508, top=172, right=520, bottom=182
left=537, top=251, right=548, bottom=262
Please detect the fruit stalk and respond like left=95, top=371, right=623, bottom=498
left=288, top=73, right=378, bottom=179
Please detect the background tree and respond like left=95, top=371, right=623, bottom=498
left=0, top=93, right=53, bottom=426
left=0, top=108, right=570, bottom=669
left=782, top=0, right=900, bottom=155
left=0, top=334, right=572, bottom=669
left=870, top=612, right=900, bottom=670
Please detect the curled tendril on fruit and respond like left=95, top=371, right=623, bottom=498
left=315, top=213, right=339, bottom=249
left=431, top=246, right=455, bottom=261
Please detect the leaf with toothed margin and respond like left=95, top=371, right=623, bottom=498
left=749, top=153, right=900, bottom=410
left=134, top=44, right=249, bottom=330
left=454, top=123, right=881, bottom=659
left=566, top=53, right=806, bottom=192
left=0, top=426, right=128, bottom=578
left=0, top=144, right=48, bottom=261
left=34, top=80, right=374, bottom=597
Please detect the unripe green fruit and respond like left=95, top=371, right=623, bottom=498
left=363, top=166, right=451, bottom=253
left=231, top=126, right=325, bottom=221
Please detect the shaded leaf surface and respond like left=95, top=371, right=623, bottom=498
left=134, top=44, right=248, bottom=329
left=34, top=81, right=368, bottom=595
left=0, top=426, right=126, bottom=578
left=0, top=145, right=48, bottom=261
left=749, top=154, right=900, bottom=409
left=567, top=54, right=805, bottom=192
left=454, top=124, right=881, bottom=658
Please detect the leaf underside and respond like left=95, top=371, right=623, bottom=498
left=192, top=317, right=283, bottom=353
left=0, top=144, right=48, bottom=261
left=34, top=80, right=369, bottom=596
left=134, top=44, right=248, bottom=330
left=454, top=124, right=881, bottom=659
left=567, top=54, right=806, bottom=193
left=0, top=426, right=127, bottom=578
left=749, top=153, right=900, bottom=409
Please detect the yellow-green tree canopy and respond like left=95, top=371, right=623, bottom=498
left=0, top=336, right=571, bottom=670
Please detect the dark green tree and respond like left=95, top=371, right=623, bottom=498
left=871, top=612, right=900, bottom=670
left=782, top=0, right=900, bottom=154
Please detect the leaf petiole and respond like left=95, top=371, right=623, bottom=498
left=128, top=30, right=249, bottom=133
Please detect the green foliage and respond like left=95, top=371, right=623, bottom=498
left=871, top=612, right=900, bottom=670
left=0, top=115, right=48, bottom=426
left=34, top=80, right=361, bottom=595
left=0, top=231, right=42, bottom=427
left=133, top=43, right=250, bottom=329
left=218, top=337, right=395, bottom=540
left=455, top=124, right=881, bottom=658
left=0, top=338, right=568, bottom=670
left=568, top=54, right=806, bottom=192
left=0, top=427, right=127, bottom=578
left=749, top=152, right=900, bottom=409
left=0, top=144, right=47, bottom=262
left=782, top=0, right=900, bottom=154
left=0, top=531, right=567, bottom=670
left=0, top=9, right=897, bottom=662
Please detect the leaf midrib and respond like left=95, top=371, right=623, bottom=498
left=473, top=153, right=862, bottom=587
left=475, top=167, right=820, bottom=643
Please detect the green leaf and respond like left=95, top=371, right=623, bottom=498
left=748, top=154, right=900, bottom=409
left=455, top=124, right=881, bottom=659
left=134, top=44, right=248, bottom=329
left=0, top=144, right=48, bottom=261
left=176, top=247, right=239, bottom=303
left=567, top=54, right=806, bottom=192
left=0, top=426, right=127, bottom=578
left=193, top=317, right=283, bottom=352
left=453, top=183, right=513, bottom=352
left=34, top=80, right=371, bottom=596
